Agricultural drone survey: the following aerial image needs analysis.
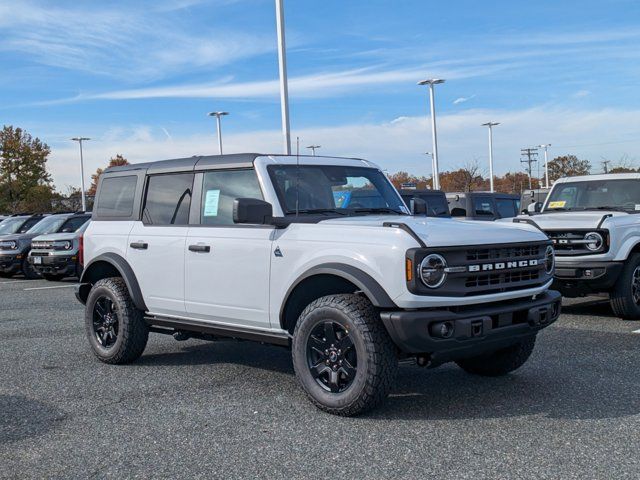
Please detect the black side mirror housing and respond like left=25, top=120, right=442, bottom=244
left=410, top=197, right=428, bottom=215
left=534, top=202, right=543, bottom=213
left=233, top=198, right=273, bottom=224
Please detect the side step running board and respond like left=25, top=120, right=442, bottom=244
left=144, top=315, right=291, bottom=347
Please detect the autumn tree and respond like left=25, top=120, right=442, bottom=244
left=439, top=161, right=488, bottom=192
left=0, top=125, right=55, bottom=213
left=387, top=171, right=432, bottom=190
left=87, top=154, right=130, bottom=195
left=547, top=155, right=591, bottom=181
left=493, top=172, right=540, bottom=194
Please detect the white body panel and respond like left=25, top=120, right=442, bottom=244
left=127, top=223, right=188, bottom=316
left=83, top=220, right=134, bottom=264
left=184, top=226, right=273, bottom=328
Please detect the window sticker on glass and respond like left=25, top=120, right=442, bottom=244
left=203, top=189, right=221, bottom=217
left=548, top=201, right=566, bottom=208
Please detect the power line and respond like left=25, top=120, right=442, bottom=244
left=520, top=147, right=539, bottom=189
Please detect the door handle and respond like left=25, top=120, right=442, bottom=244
left=130, top=242, right=148, bottom=250
left=188, top=244, right=211, bottom=253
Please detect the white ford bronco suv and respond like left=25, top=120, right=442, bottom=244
left=76, top=153, right=560, bottom=416
left=513, top=173, right=640, bottom=319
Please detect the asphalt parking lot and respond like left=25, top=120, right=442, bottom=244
left=1, top=278, right=639, bottom=479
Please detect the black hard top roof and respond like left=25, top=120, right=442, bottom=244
left=399, top=189, right=445, bottom=195
left=446, top=191, right=520, bottom=199
left=105, top=153, right=262, bottom=175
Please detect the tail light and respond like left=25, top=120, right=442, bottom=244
left=78, top=233, right=84, bottom=267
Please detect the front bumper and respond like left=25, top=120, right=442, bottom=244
left=29, top=253, right=79, bottom=276
left=380, top=290, right=561, bottom=364
left=0, top=253, right=22, bottom=273
left=553, top=260, right=623, bottom=297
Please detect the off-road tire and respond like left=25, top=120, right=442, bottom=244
left=456, top=335, right=536, bottom=377
left=610, top=253, right=640, bottom=320
left=85, top=277, right=149, bottom=364
left=43, top=273, right=64, bottom=281
left=292, top=294, right=397, bottom=416
left=21, top=258, right=41, bottom=279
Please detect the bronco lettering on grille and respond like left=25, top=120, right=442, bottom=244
left=468, top=259, right=539, bottom=272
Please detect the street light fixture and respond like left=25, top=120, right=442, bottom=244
left=306, top=145, right=321, bottom=156
left=418, top=78, right=445, bottom=190
left=208, top=111, right=229, bottom=155
left=481, top=122, right=500, bottom=192
left=70, top=137, right=90, bottom=211
left=538, top=144, right=552, bottom=188
left=275, top=0, right=291, bottom=155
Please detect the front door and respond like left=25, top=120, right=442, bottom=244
left=126, top=172, right=194, bottom=316
left=184, top=169, right=273, bottom=329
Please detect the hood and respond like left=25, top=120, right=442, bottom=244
left=31, top=232, right=79, bottom=242
left=512, top=211, right=627, bottom=230
left=319, top=215, right=547, bottom=247
left=0, top=232, right=39, bottom=242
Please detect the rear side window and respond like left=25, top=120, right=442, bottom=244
left=473, top=197, right=495, bottom=216
left=143, top=173, right=194, bottom=225
left=97, top=176, right=137, bottom=217
left=200, top=169, right=263, bottom=225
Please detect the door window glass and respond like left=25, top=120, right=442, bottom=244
left=143, top=173, right=193, bottom=225
left=495, top=199, right=517, bottom=218
left=473, top=197, right=495, bottom=216
left=201, top=170, right=263, bottom=225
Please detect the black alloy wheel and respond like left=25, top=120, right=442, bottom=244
left=632, top=266, right=640, bottom=305
left=92, top=296, right=119, bottom=349
left=306, top=320, right=357, bottom=393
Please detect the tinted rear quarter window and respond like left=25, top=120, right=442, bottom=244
left=97, top=176, right=138, bottom=217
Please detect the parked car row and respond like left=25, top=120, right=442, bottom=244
left=0, top=212, right=90, bottom=280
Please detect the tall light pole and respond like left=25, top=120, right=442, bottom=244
left=70, top=137, right=90, bottom=211
left=306, top=145, right=321, bottom=156
left=538, top=144, right=552, bottom=188
left=275, top=0, right=291, bottom=155
left=424, top=152, right=434, bottom=188
left=418, top=78, right=445, bottom=190
left=482, top=122, right=500, bottom=192
left=208, top=111, right=229, bottom=154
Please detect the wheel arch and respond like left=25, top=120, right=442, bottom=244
left=77, top=253, right=147, bottom=311
left=279, top=263, right=396, bottom=334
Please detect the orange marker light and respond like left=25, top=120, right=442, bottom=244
left=406, top=258, right=413, bottom=282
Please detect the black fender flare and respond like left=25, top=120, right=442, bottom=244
left=280, top=262, right=397, bottom=323
left=78, top=253, right=147, bottom=311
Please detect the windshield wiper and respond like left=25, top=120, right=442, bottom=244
left=583, top=206, right=629, bottom=212
left=287, top=209, right=348, bottom=216
left=352, top=207, right=405, bottom=215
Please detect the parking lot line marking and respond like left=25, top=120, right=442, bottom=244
left=23, top=284, right=78, bottom=291
left=633, top=329, right=640, bottom=334
left=0, top=280, right=32, bottom=285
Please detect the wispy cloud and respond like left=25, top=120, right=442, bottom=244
left=453, top=94, right=476, bottom=105
left=572, top=89, right=591, bottom=98
left=0, top=0, right=273, bottom=80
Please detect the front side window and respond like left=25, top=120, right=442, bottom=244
left=59, top=216, right=91, bottom=233
left=268, top=165, right=406, bottom=216
left=495, top=198, right=517, bottom=218
left=545, top=179, right=640, bottom=212
left=97, top=176, right=137, bottom=217
left=200, top=169, right=263, bottom=225
left=143, top=173, right=193, bottom=225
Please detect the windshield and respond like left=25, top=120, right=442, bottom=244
left=0, top=218, right=28, bottom=235
left=545, top=179, right=640, bottom=212
left=401, top=193, right=449, bottom=217
left=26, top=216, right=69, bottom=235
left=268, top=165, right=408, bottom=216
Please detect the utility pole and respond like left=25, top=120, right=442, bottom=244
left=275, top=0, right=291, bottom=155
left=306, top=145, right=321, bottom=156
left=70, top=137, right=90, bottom=211
left=418, top=79, right=445, bottom=190
left=481, top=122, right=499, bottom=192
left=520, top=147, right=539, bottom=189
left=602, top=160, right=610, bottom=174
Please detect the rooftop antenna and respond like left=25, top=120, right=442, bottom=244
left=295, top=136, right=300, bottom=218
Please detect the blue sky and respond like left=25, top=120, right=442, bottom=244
left=1, top=0, right=640, bottom=189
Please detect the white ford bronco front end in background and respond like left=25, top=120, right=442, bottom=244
left=76, top=153, right=560, bottom=416
left=513, top=173, right=640, bottom=320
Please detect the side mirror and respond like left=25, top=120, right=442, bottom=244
left=233, top=198, right=273, bottom=224
left=411, top=198, right=427, bottom=215
left=534, top=202, right=543, bottom=213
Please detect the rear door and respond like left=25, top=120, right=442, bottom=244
left=127, top=173, right=193, bottom=316
left=184, top=169, right=273, bottom=329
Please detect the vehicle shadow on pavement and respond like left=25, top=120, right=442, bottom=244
left=561, top=298, right=617, bottom=318
left=0, top=395, right=67, bottom=444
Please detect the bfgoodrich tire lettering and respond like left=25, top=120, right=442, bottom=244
left=292, top=294, right=397, bottom=416
left=85, top=277, right=149, bottom=364
left=610, top=253, right=640, bottom=320
left=455, top=335, right=536, bottom=376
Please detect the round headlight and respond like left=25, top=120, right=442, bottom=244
left=1, top=240, right=17, bottom=250
left=545, top=245, right=555, bottom=275
left=584, top=232, right=603, bottom=251
left=63, top=241, right=72, bottom=250
left=419, top=254, right=447, bottom=288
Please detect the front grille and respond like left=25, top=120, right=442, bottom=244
left=466, top=245, right=541, bottom=261
left=466, top=268, right=540, bottom=288
left=546, top=230, right=608, bottom=256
